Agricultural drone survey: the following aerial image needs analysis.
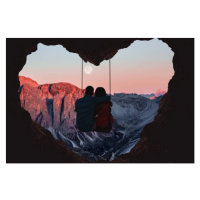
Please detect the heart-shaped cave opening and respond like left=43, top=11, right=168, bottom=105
left=18, top=39, right=174, bottom=161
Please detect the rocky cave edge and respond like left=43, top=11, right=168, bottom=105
left=6, top=38, right=194, bottom=163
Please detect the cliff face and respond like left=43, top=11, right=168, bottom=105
left=19, top=76, right=83, bottom=134
left=6, top=38, right=194, bottom=163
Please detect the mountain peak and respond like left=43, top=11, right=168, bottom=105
left=19, top=76, right=39, bottom=87
left=155, top=89, right=166, bottom=97
left=19, top=76, right=82, bottom=91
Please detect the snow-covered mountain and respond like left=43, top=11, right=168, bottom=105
left=19, top=76, right=162, bottom=161
left=140, top=93, right=155, bottom=99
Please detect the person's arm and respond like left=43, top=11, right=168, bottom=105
left=75, top=100, right=78, bottom=112
left=93, top=95, right=111, bottom=104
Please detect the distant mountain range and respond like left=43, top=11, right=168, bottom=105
left=19, top=76, right=163, bottom=161
left=140, top=89, right=166, bottom=99
left=114, top=89, right=166, bottom=100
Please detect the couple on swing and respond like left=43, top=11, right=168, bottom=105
left=75, top=86, right=113, bottom=133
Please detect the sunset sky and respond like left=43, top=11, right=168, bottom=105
left=19, top=38, right=174, bottom=94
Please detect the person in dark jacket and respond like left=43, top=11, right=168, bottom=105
left=75, top=86, right=111, bottom=132
left=94, top=87, right=113, bottom=132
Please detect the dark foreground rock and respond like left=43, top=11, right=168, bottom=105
left=7, top=104, right=87, bottom=163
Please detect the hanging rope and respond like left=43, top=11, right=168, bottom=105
left=109, top=59, right=115, bottom=160
left=81, top=59, right=83, bottom=90
left=109, top=59, right=111, bottom=95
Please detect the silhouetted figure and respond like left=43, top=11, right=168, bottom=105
left=75, top=86, right=110, bottom=132
left=94, top=87, right=113, bottom=133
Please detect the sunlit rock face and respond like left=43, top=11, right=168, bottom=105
left=19, top=76, right=84, bottom=134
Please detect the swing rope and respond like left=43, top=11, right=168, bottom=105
left=109, top=59, right=111, bottom=95
left=109, top=59, right=115, bottom=159
left=81, top=59, right=83, bottom=90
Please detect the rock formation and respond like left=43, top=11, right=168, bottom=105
left=19, top=76, right=83, bottom=134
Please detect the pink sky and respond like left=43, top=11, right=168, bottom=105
left=19, top=39, right=174, bottom=94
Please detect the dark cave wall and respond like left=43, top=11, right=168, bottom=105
left=6, top=38, right=194, bottom=163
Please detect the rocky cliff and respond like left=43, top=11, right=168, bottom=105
left=19, top=76, right=83, bottom=134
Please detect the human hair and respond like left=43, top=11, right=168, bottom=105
left=95, top=87, right=106, bottom=97
left=85, top=86, right=94, bottom=96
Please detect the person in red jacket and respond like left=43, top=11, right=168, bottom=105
left=94, top=87, right=113, bottom=132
